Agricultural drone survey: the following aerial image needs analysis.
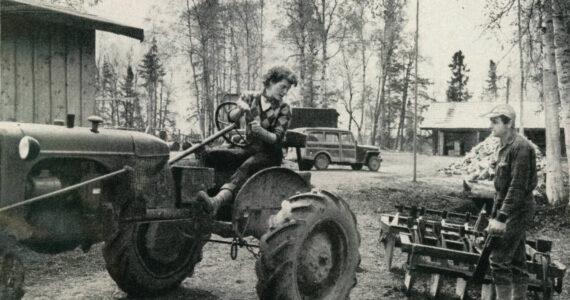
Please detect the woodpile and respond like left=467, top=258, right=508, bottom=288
left=440, top=135, right=548, bottom=197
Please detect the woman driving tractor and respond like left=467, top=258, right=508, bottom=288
left=196, top=66, right=298, bottom=216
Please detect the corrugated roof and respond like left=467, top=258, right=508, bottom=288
left=420, top=101, right=549, bottom=129
left=1, top=0, right=144, bottom=41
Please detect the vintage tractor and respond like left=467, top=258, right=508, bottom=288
left=0, top=103, right=361, bottom=299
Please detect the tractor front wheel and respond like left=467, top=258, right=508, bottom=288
left=256, top=190, right=360, bottom=300
left=103, top=221, right=208, bottom=296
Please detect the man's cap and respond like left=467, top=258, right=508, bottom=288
left=480, top=103, right=516, bottom=120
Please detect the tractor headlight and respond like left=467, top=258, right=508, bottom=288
left=18, top=136, right=40, bottom=160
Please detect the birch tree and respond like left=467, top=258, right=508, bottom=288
left=552, top=0, right=570, bottom=209
left=541, top=0, right=567, bottom=206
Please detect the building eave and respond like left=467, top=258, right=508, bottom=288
left=1, top=0, right=144, bottom=41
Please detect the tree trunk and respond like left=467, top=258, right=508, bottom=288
left=552, top=0, right=570, bottom=209
left=359, top=25, right=366, bottom=144
left=542, top=0, right=568, bottom=205
left=397, top=57, right=412, bottom=150
left=321, top=36, right=327, bottom=107
left=185, top=0, right=204, bottom=137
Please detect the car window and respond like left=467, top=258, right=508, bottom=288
left=340, top=133, right=354, bottom=145
left=325, top=132, right=339, bottom=144
left=307, top=132, right=323, bottom=142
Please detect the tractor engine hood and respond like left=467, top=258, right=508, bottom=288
left=8, top=122, right=168, bottom=158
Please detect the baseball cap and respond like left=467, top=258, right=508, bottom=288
left=480, top=103, right=516, bottom=120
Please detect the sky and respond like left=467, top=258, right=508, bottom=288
left=84, top=0, right=528, bottom=131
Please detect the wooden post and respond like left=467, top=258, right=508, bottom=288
left=404, top=268, right=415, bottom=292
left=481, top=283, right=496, bottom=300
left=412, top=0, right=419, bottom=182
left=438, top=131, right=445, bottom=155
left=455, top=277, right=468, bottom=299
left=429, top=273, right=441, bottom=298
left=382, top=234, right=396, bottom=270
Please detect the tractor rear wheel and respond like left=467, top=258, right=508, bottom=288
left=103, top=221, right=208, bottom=296
left=256, top=190, right=360, bottom=300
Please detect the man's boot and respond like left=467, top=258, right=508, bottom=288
left=195, top=188, right=233, bottom=216
left=511, top=282, right=527, bottom=300
left=495, top=284, right=512, bottom=300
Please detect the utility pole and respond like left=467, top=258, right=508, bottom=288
left=506, top=76, right=510, bottom=103
left=517, top=0, right=525, bottom=135
left=413, top=0, right=419, bottom=182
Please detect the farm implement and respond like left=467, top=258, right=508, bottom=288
left=379, top=205, right=566, bottom=299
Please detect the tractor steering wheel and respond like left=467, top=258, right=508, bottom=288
left=215, top=102, right=252, bottom=148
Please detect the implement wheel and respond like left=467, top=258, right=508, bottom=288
left=255, top=190, right=360, bottom=300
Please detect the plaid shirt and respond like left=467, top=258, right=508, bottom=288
left=492, top=133, right=537, bottom=219
left=237, top=92, right=292, bottom=150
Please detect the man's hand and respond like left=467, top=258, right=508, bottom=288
left=250, top=120, right=263, bottom=135
left=486, top=219, right=506, bottom=235
left=249, top=121, right=277, bottom=144
left=228, top=100, right=250, bottom=122
left=237, top=100, right=251, bottom=113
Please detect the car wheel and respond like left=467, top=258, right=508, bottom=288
left=351, top=164, right=363, bottom=170
left=299, top=160, right=314, bottom=171
left=367, top=156, right=381, bottom=171
left=314, top=154, right=330, bottom=170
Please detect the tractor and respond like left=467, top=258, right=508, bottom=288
left=0, top=102, right=361, bottom=299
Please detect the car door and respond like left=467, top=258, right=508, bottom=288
left=324, top=132, right=341, bottom=162
left=340, top=132, right=357, bottom=163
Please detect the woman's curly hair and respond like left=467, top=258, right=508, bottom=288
left=262, top=66, right=298, bottom=88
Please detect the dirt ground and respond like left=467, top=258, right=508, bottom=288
left=19, top=151, right=570, bottom=299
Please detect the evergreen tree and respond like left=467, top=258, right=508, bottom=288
left=485, top=59, right=498, bottom=101
left=101, top=58, right=118, bottom=126
left=139, top=38, right=165, bottom=134
left=446, top=50, right=471, bottom=102
left=120, top=65, right=141, bottom=129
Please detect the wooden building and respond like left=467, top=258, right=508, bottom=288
left=421, top=101, right=563, bottom=156
left=1, top=0, right=143, bottom=126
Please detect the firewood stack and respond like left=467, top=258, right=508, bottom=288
left=439, top=135, right=548, bottom=197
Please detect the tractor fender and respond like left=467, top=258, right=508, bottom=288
left=232, top=167, right=311, bottom=239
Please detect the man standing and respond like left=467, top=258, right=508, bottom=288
left=483, top=104, right=537, bottom=300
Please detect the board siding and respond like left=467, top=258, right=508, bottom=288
left=15, top=19, right=34, bottom=123
left=1, top=18, right=16, bottom=121
left=66, top=28, right=81, bottom=122
left=34, top=24, right=52, bottom=124
left=1, top=16, right=97, bottom=127
left=81, top=29, right=96, bottom=127
left=50, top=25, right=67, bottom=123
